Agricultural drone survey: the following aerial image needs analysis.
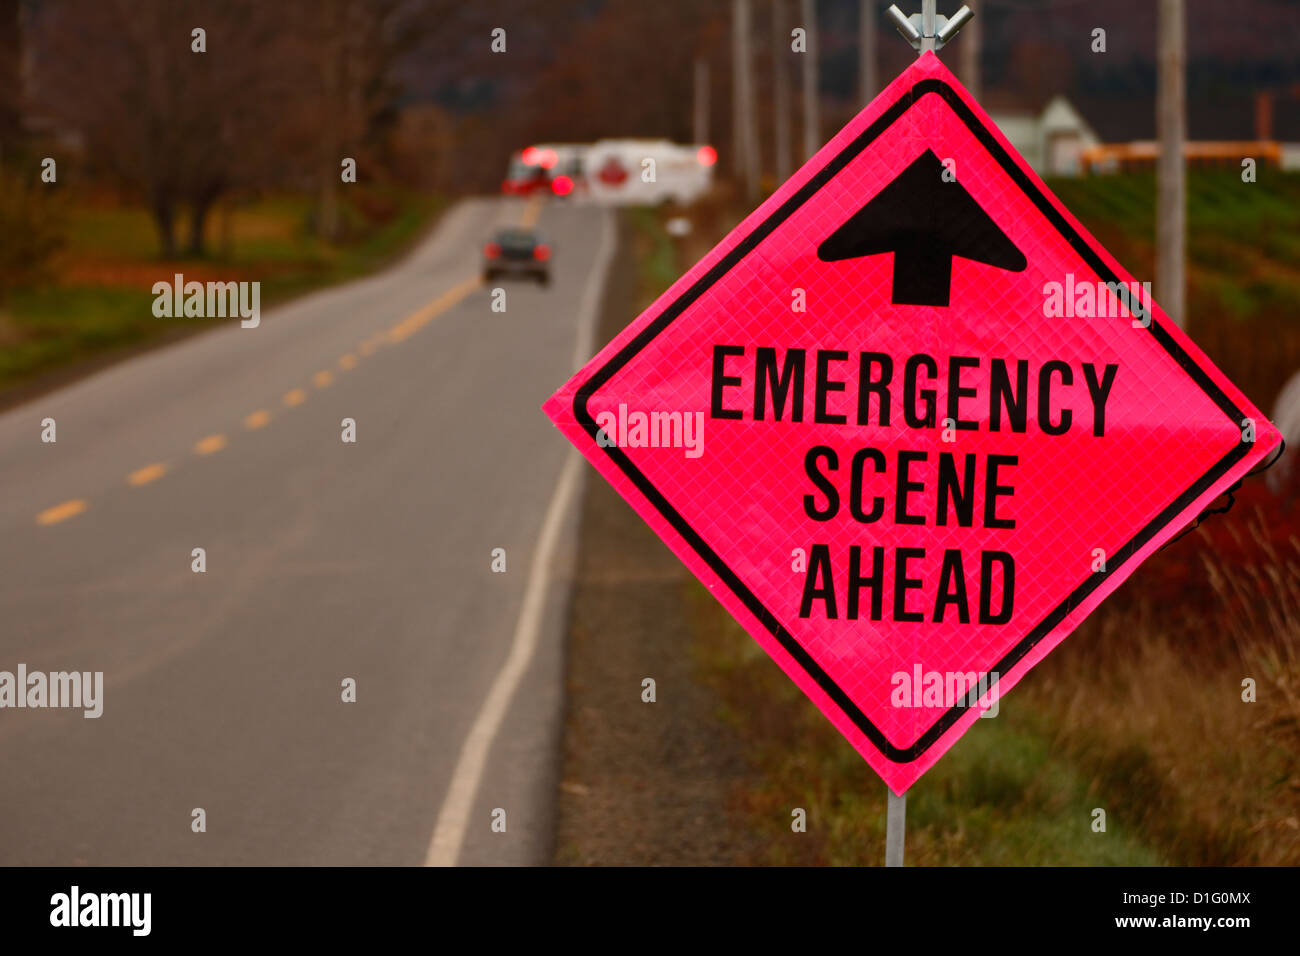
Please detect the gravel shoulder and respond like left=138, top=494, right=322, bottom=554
left=551, top=212, right=765, bottom=866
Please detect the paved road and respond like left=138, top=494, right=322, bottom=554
left=0, top=196, right=613, bottom=865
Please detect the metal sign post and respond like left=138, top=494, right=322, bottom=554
left=879, top=0, right=974, bottom=868
left=885, top=790, right=907, bottom=866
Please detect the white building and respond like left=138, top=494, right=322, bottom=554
left=988, top=96, right=1100, bottom=178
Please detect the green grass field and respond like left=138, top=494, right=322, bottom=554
left=0, top=186, right=443, bottom=394
left=1049, top=169, right=1300, bottom=403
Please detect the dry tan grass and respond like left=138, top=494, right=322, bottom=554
left=1021, top=516, right=1300, bottom=864
left=1204, top=525, right=1300, bottom=860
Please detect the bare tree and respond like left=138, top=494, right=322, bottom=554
left=282, top=0, right=420, bottom=239
left=34, top=0, right=426, bottom=255
left=36, top=0, right=291, bottom=257
left=517, top=1, right=718, bottom=146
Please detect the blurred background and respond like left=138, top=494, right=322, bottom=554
left=0, top=0, right=1297, bottom=865
left=4, top=1, right=1300, bottom=410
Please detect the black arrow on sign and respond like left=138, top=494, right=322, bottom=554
left=817, top=149, right=1027, bottom=307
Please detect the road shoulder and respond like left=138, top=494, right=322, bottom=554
left=551, top=211, right=765, bottom=865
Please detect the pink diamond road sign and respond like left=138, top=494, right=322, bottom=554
left=542, top=52, right=1282, bottom=794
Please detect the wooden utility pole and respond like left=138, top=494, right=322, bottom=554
left=960, top=0, right=980, bottom=101
left=859, top=0, right=877, bottom=105
left=801, top=0, right=820, bottom=160
left=734, top=0, right=760, bottom=200
left=1157, top=0, right=1186, bottom=328
left=694, top=57, right=710, bottom=147
left=732, top=2, right=743, bottom=179
left=773, top=0, right=792, bottom=182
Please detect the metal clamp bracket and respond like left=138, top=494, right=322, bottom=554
left=886, top=0, right=972, bottom=54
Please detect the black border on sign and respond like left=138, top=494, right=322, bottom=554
left=572, top=77, right=1249, bottom=763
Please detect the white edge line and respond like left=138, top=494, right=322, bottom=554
left=425, top=206, right=615, bottom=866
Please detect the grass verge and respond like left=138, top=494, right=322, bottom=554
left=0, top=185, right=444, bottom=398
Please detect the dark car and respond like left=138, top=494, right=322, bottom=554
left=483, top=229, right=551, bottom=286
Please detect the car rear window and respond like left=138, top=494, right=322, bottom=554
left=497, top=232, right=537, bottom=254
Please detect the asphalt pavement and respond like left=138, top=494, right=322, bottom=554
left=0, top=195, right=613, bottom=865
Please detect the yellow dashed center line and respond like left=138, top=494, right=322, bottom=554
left=386, top=275, right=484, bottom=344
left=34, top=265, right=500, bottom=528
left=128, top=463, right=168, bottom=486
left=194, top=434, right=227, bottom=456
left=519, top=194, right=545, bottom=228
left=36, top=499, right=87, bottom=526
